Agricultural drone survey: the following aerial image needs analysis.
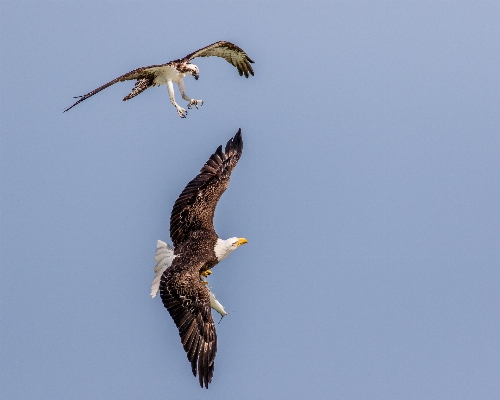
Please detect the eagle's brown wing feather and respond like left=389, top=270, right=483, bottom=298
left=170, top=129, right=243, bottom=248
left=160, top=257, right=217, bottom=389
left=184, top=41, right=255, bottom=78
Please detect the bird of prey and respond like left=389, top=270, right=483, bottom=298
left=152, top=241, right=229, bottom=320
left=151, top=129, right=247, bottom=388
left=63, top=41, right=254, bottom=118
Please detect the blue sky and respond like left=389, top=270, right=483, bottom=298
left=1, top=2, right=499, bottom=399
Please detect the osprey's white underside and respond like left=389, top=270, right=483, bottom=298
left=150, top=65, right=184, bottom=85
left=146, top=64, right=202, bottom=118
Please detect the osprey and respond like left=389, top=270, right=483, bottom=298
left=63, top=41, right=254, bottom=118
left=151, top=129, right=247, bottom=388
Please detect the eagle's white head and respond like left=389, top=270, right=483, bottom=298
left=214, top=237, right=248, bottom=262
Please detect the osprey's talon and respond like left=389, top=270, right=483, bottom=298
left=201, top=270, right=212, bottom=277
left=187, top=99, right=203, bottom=110
left=176, top=107, right=187, bottom=118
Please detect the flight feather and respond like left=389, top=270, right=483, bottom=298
left=170, top=129, right=243, bottom=248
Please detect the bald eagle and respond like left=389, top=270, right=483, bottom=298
left=151, top=240, right=229, bottom=319
left=151, top=129, right=247, bottom=388
left=63, top=41, right=254, bottom=118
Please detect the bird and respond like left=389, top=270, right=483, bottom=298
left=151, top=129, right=247, bottom=388
left=152, top=240, right=229, bottom=320
left=63, top=41, right=254, bottom=118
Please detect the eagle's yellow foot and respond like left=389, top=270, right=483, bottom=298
left=201, top=281, right=208, bottom=285
left=201, top=270, right=212, bottom=277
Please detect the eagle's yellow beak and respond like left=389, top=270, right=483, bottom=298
left=236, top=238, right=248, bottom=247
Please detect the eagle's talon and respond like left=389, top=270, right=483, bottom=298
left=201, top=270, right=212, bottom=277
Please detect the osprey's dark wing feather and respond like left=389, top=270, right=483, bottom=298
left=170, top=129, right=243, bottom=248
left=184, top=41, right=255, bottom=78
left=63, top=64, right=169, bottom=112
left=160, top=260, right=217, bottom=389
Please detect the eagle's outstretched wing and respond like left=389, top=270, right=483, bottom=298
left=160, top=257, right=216, bottom=389
left=184, top=41, right=255, bottom=78
left=63, top=64, right=171, bottom=112
left=170, top=129, right=243, bottom=248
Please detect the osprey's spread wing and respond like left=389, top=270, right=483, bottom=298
left=184, top=41, right=255, bottom=78
left=63, top=64, right=171, bottom=112
left=170, top=129, right=243, bottom=248
left=160, top=257, right=216, bottom=389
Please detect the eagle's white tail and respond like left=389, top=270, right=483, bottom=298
left=151, top=240, right=175, bottom=298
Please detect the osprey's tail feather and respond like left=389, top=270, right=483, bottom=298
left=123, top=78, right=154, bottom=101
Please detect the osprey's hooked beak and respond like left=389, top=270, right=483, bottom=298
left=194, top=74, right=199, bottom=80
left=236, top=238, right=248, bottom=247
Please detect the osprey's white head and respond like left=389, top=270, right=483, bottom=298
left=184, top=64, right=200, bottom=80
left=214, top=237, right=248, bottom=262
